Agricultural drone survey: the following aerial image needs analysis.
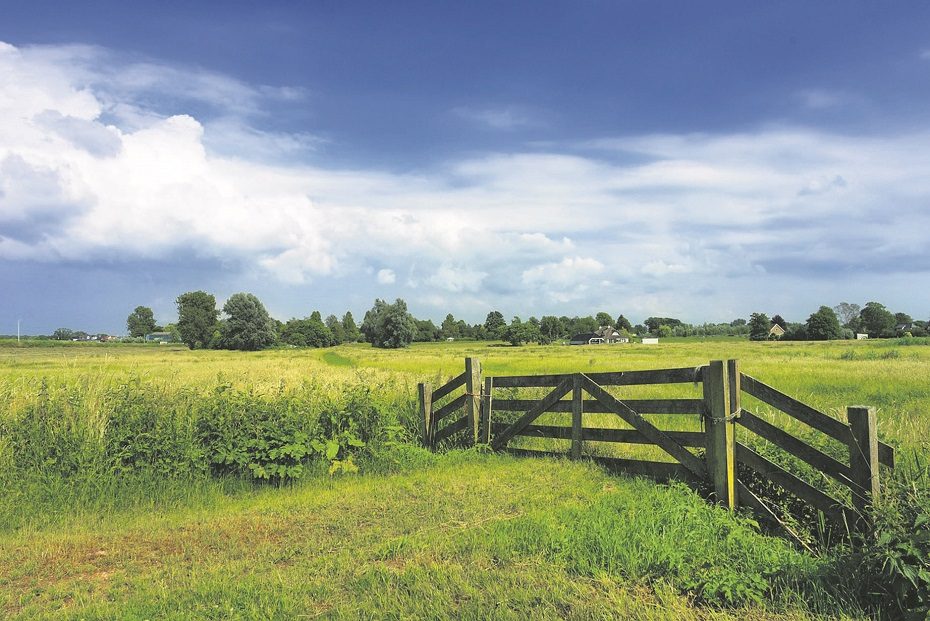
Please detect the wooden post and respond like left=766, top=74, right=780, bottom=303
left=727, top=359, right=741, bottom=510
left=847, top=405, right=880, bottom=527
left=418, top=382, right=432, bottom=449
left=571, top=373, right=583, bottom=459
left=703, top=360, right=735, bottom=510
left=479, top=376, right=493, bottom=444
left=464, top=357, right=481, bottom=446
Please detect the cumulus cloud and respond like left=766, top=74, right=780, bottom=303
left=2, top=40, right=930, bottom=322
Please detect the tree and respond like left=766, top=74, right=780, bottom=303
left=342, top=311, right=361, bottom=342
left=502, top=316, right=540, bottom=346
left=859, top=302, right=896, bottom=338
left=484, top=311, right=506, bottom=338
left=362, top=298, right=417, bottom=348
left=771, top=314, right=787, bottom=329
left=413, top=319, right=440, bottom=342
left=539, top=315, right=563, bottom=344
left=657, top=324, right=673, bottom=338
left=176, top=291, right=219, bottom=349
left=53, top=328, right=74, bottom=341
left=616, top=315, right=632, bottom=332
left=644, top=317, right=682, bottom=333
left=441, top=313, right=460, bottom=339
left=325, top=315, right=346, bottom=344
left=806, top=306, right=842, bottom=341
left=127, top=306, right=157, bottom=337
left=219, top=292, right=276, bottom=351
left=281, top=317, right=332, bottom=347
left=748, top=312, right=771, bottom=341
left=833, top=302, right=861, bottom=327
left=595, top=312, right=614, bottom=328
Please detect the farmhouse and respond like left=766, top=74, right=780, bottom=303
left=569, top=326, right=630, bottom=345
left=768, top=324, right=785, bottom=338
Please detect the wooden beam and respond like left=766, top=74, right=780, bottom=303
left=418, top=382, right=432, bottom=448
left=464, top=357, right=481, bottom=446
left=490, top=378, right=574, bottom=450
left=479, top=376, right=493, bottom=444
left=432, top=394, right=466, bottom=423
left=489, top=422, right=705, bottom=447
left=571, top=374, right=583, bottom=459
left=488, top=398, right=705, bottom=415
left=703, top=360, right=735, bottom=509
left=579, top=374, right=707, bottom=479
left=847, top=406, right=880, bottom=527
left=434, top=415, right=470, bottom=444
left=431, top=371, right=467, bottom=402
left=738, top=409, right=855, bottom=488
left=490, top=366, right=704, bottom=388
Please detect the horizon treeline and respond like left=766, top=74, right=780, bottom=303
left=22, top=292, right=929, bottom=350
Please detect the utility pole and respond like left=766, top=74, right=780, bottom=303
left=17, top=319, right=21, bottom=343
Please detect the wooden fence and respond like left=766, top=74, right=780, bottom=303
left=418, top=358, right=895, bottom=534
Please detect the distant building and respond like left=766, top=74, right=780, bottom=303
left=569, top=326, right=631, bottom=345
left=856, top=333, right=869, bottom=340
left=641, top=337, right=659, bottom=345
left=145, top=331, right=175, bottom=343
left=768, top=324, right=785, bottom=338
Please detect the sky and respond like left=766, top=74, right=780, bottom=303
left=2, top=1, right=930, bottom=334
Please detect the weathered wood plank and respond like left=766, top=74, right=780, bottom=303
left=741, top=373, right=849, bottom=441
left=490, top=422, right=705, bottom=447
left=433, top=415, right=470, bottom=444
left=478, top=376, right=493, bottom=444
left=738, top=409, right=855, bottom=488
left=489, top=398, right=705, bottom=415
left=503, top=448, right=699, bottom=483
left=741, top=373, right=894, bottom=469
left=433, top=394, right=466, bottom=423
left=704, top=360, right=735, bottom=509
left=579, top=374, right=708, bottom=479
left=736, top=443, right=854, bottom=526
left=491, top=366, right=704, bottom=388
left=464, top=357, right=481, bottom=446
left=571, top=374, right=583, bottom=459
left=431, top=372, right=467, bottom=402
left=847, top=406, right=880, bottom=523
left=490, top=378, right=573, bottom=450
left=418, top=382, right=432, bottom=448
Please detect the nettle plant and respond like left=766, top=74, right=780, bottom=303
left=195, top=383, right=379, bottom=482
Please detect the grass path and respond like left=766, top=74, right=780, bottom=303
left=0, top=452, right=860, bottom=620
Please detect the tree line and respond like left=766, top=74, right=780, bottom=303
left=37, top=293, right=926, bottom=350
left=746, top=302, right=925, bottom=341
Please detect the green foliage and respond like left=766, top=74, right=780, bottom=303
left=342, top=311, right=361, bottom=342
left=595, top=311, right=614, bottom=327
left=219, top=292, right=277, bottom=351
left=616, top=314, right=633, bottom=332
left=748, top=312, right=771, bottom=341
left=483, top=310, right=505, bottom=338
left=842, top=460, right=930, bottom=619
left=362, top=298, right=417, bottom=348
left=805, top=306, right=842, bottom=340
left=860, top=302, right=897, bottom=338
left=126, top=306, right=157, bottom=337
left=281, top=316, right=333, bottom=347
left=502, top=316, right=540, bottom=346
left=176, top=290, right=219, bottom=349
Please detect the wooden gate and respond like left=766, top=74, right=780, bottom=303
left=418, top=357, right=893, bottom=529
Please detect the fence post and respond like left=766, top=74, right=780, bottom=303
left=703, top=360, right=735, bottom=510
left=464, top=357, right=481, bottom=446
left=418, top=382, right=432, bottom=449
left=571, top=373, right=583, bottom=459
left=847, top=405, right=880, bottom=529
left=479, top=376, right=493, bottom=444
left=727, top=359, right=741, bottom=510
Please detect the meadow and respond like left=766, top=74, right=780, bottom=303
left=1, top=338, right=928, bottom=619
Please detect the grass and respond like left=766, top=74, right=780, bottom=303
left=1, top=338, right=929, bottom=618
left=0, top=451, right=859, bottom=620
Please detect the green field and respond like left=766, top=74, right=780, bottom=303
left=1, top=339, right=928, bottom=619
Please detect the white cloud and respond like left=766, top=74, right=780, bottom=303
left=452, top=105, right=538, bottom=130
left=2, top=41, right=930, bottom=322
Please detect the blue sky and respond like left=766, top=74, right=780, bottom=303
left=2, top=1, right=930, bottom=334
